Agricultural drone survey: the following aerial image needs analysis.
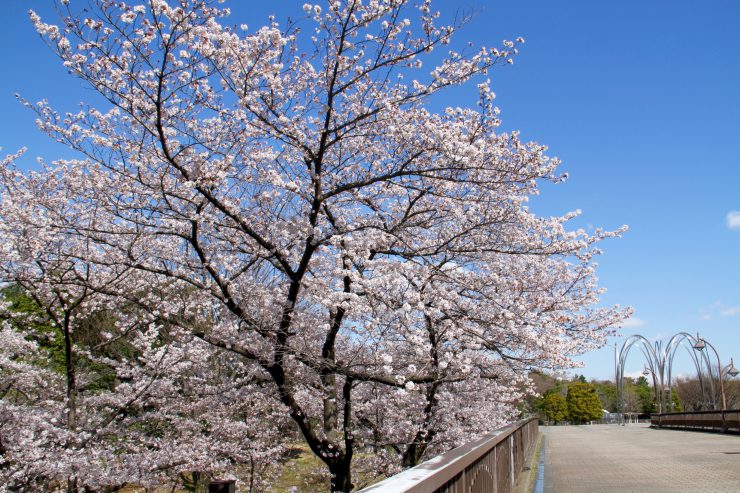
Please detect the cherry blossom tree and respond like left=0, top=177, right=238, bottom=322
left=0, top=300, right=286, bottom=493
left=1, top=0, right=628, bottom=491
left=0, top=285, right=287, bottom=492
left=0, top=163, right=286, bottom=491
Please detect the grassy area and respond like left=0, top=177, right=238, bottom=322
left=270, top=444, right=329, bottom=492
left=269, top=443, right=387, bottom=492
left=120, top=483, right=187, bottom=492
left=117, top=444, right=386, bottom=492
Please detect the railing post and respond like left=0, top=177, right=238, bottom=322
left=509, top=434, right=515, bottom=493
left=493, top=445, right=498, bottom=493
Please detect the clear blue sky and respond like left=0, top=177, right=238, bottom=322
left=1, top=1, right=739, bottom=381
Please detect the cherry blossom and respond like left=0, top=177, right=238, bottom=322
left=1, top=1, right=628, bottom=491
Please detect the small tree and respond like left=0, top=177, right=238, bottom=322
left=593, top=380, right=617, bottom=412
left=539, top=390, right=568, bottom=424
left=632, top=376, right=656, bottom=415
left=566, top=382, right=603, bottom=424
left=620, top=385, right=642, bottom=414
left=668, top=388, right=683, bottom=412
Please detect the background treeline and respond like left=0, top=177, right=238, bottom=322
left=523, top=370, right=740, bottom=425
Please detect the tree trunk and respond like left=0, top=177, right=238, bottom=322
left=329, top=460, right=353, bottom=493
left=248, top=456, right=256, bottom=493
left=63, top=317, right=78, bottom=493
left=401, top=429, right=436, bottom=468
left=191, top=471, right=211, bottom=493
left=401, top=443, right=422, bottom=468
left=322, top=373, right=338, bottom=440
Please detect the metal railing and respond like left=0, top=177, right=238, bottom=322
left=359, top=417, right=539, bottom=493
left=651, top=409, right=740, bottom=433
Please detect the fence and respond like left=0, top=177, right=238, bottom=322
left=650, top=409, right=740, bottom=433
left=358, top=417, right=539, bottom=493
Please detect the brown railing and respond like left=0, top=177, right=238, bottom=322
left=358, top=417, right=539, bottom=493
left=651, top=409, right=740, bottom=433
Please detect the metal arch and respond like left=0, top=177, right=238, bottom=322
left=640, top=342, right=662, bottom=408
left=664, top=332, right=711, bottom=411
left=700, top=348, right=718, bottom=409
left=694, top=338, right=725, bottom=410
left=616, top=332, right=726, bottom=417
left=616, top=335, right=662, bottom=415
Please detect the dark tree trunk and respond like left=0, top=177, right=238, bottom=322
left=63, top=314, right=78, bottom=493
left=322, top=372, right=338, bottom=439
left=189, top=471, right=212, bottom=493
left=328, top=459, right=353, bottom=493
left=401, top=443, right=422, bottom=468
left=400, top=315, right=441, bottom=467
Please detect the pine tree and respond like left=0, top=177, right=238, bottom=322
left=566, top=382, right=603, bottom=424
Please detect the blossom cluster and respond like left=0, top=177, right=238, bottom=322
left=1, top=1, right=628, bottom=491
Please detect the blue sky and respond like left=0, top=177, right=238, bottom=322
left=1, top=1, right=739, bottom=381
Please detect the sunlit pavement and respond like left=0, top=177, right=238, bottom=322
left=543, top=423, right=740, bottom=493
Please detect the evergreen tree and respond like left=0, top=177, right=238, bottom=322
left=632, top=376, right=657, bottom=414
left=566, top=382, right=603, bottom=423
left=539, top=390, right=568, bottom=424
left=593, top=381, right=617, bottom=412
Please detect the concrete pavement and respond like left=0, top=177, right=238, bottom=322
left=543, top=423, right=740, bottom=493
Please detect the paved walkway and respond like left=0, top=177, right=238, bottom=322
left=543, top=424, right=740, bottom=492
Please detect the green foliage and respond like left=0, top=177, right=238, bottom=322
left=531, top=378, right=568, bottom=423
left=646, top=387, right=682, bottom=413
left=566, top=382, right=603, bottom=424
left=1, top=284, right=66, bottom=373
left=0, top=284, right=135, bottom=393
left=668, top=388, right=683, bottom=412
left=623, top=377, right=683, bottom=414
left=631, top=376, right=656, bottom=414
left=539, top=391, right=568, bottom=424
left=593, top=381, right=617, bottom=412
left=520, top=371, right=561, bottom=416
left=541, top=376, right=683, bottom=417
